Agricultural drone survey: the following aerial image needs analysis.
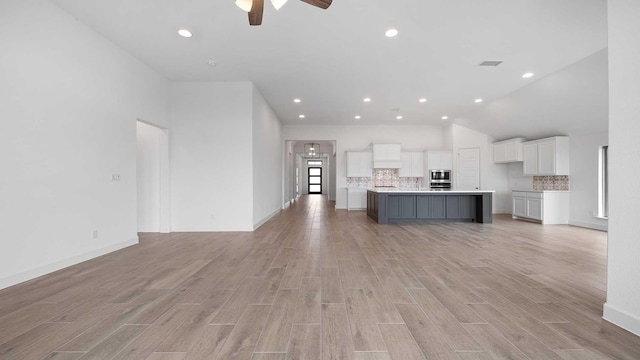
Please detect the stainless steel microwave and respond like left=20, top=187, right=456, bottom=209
left=429, top=169, right=451, bottom=182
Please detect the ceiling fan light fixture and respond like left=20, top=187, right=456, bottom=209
left=271, top=0, right=288, bottom=10
left=235, top=0, right=253, bottom=12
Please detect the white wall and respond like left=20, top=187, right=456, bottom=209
left=0, top=0, right=170, bottom=289
left=604, top=0, right=640, bottom=337
left=451, top=125, right=510, bottom=213
left=252, top=85, right=283, bottom=228
left=506, top=163, right=533, bottom=191
left=329, top=152, right=337, bottom=201
left=569, top=132, right=608, bottom=231
left=170, top=82, right=254, bottom=231
left=283, top=125, right=444, bottom=209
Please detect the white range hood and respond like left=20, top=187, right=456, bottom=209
left=372, top=144, right=402, bottom=168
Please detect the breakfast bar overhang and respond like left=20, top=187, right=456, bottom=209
left=367, top=189, right=494, bottom=224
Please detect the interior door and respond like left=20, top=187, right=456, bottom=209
left=457, top=148, right=480, bottom=190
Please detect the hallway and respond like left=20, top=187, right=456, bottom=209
left=0, top=195, right=638, bottom=359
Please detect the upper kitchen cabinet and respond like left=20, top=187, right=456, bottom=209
left=346, top=151, right=373, bottom=177
left=522, top=136, right=570, bottom=176
left=373, top=144, right=402, bottom=168
left=399, top=152, right=424, bottom=177
left=493, top=138, right=525, bottom=163
left=426, top=150, right=453, bottom=170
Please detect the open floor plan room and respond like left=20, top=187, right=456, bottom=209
left=0, top=195, right=638, bottom=360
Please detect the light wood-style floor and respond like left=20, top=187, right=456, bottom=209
left=1, top=195, right=639, bottom=360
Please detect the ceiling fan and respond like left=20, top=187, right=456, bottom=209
left=235, top=0, right=332, bottom=26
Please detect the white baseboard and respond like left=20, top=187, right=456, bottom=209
left=137, top=225, right=160, bottom=233
left=0, top=237, right=139, bottom=291
left=170, top=225, right=253, bottom=232
left=493, top=209, right=511, bottom=214
left=282, top=200, right=291, bottom=209
left=254, top=208, right=281, bottom=230
left=569, top=219, right=608, bottom=232
left=604, top=303, right=640, bottom=336
left=159, top=225, right=171, bottom=234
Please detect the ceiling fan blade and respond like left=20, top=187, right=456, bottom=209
left=300, top=0, right=332, bottom=10
left=249, top=0, right=264, bottom=25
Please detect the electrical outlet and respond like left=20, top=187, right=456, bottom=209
left=111, top=174, right=121, bottom=181
left=92, top=230, right=98, bottom=239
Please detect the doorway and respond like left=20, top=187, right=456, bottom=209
left=457, top=148, right=480, bottom=190
left=136, top=120, right=170, bottom=233
left=308, top=167, right=322, bottom=194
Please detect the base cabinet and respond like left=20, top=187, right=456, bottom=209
left=388, top=195, right=416, bottom=219
left=347, top=188, right=367, bottom=210
left=446, top=196, right=474, bottom=219
left=416, top=196, right=446, bottom=219
left=368, top=191, right=492, bottom=224
left=512, top=190, right=569, bottom=224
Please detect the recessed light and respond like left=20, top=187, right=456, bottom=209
left=207, top=60, right=216, bottom=67
left=419, top=98, right=427, bottom=103
left=364, top=97, right=372, bottom=103
left=178, top=29, right=193, bottom=38
left=299, top=115, right=305, bottom=119
left=396, top=115, right=403, bottom=120
left=522, top=72, right=534, bottom=78
left=474, top=98, right=483, bottom=103
left=441, top=116, right=449, bottom=120
left=355, top=115, right=361, bottom=120
left=385, top=28, right=399, bottom=38
left=293, top=98, right=301, bottom=103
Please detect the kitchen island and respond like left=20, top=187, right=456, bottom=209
left=367, top=189, right=494, bottom=224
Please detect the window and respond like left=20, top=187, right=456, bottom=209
left=598, top=145, right=608, bottom=218
left=307, top=160, right=323, bottom=166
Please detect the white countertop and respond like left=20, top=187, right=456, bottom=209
left=367, top=188, right=495, bottom=194
left=512, top=189, right=571, bottom=193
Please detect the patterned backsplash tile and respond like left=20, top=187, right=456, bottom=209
left=346, top=169, right=421, bottom=189
left=533, top=175, right=570, bottom=190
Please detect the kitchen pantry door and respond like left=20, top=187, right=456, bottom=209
left=457, top=148, right=480, bottom=190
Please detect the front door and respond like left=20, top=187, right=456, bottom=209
left=308, top=167, right=322, bottom=194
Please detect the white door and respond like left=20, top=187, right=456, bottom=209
left=457, top=148, right=480, bottom=190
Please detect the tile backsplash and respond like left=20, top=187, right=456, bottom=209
left=347, top=169, right=421, bottom=189
left=533, top=175, right=570, bottom=190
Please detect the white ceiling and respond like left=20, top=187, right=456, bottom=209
left=50, top=0, right=607, bottom=133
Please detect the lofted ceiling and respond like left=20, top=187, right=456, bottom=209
left=50, top=0, right=607, bottom=134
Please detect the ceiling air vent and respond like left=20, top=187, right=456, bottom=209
left=479, top=60, right=503, bottom=67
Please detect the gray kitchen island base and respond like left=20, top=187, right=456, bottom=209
left=367, top=190, right=493, bottom=224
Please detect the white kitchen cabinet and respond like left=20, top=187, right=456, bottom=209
left=347, top=188, right=367, bottom=210
left=399, top=152, right=424, bottom=177
left=493, top=138, right=525, bottom=163
left=522, top=136, right=570, bottom=176
left=512, top=190, right=569, bottom=224
left=373, top=144, right=402, bottom=168
left=346, top=152, right=372, bottom=177
left=426, top=150, right=453, bottom=170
